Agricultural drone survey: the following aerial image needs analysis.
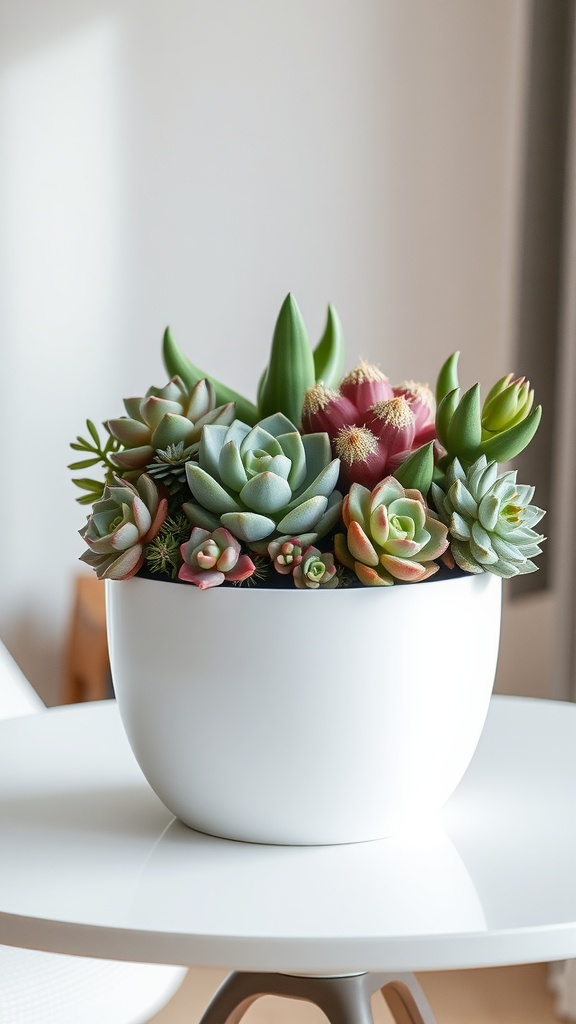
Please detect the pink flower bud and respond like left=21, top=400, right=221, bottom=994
left=393, top=380, right=436, bottom=444
left=334, top=425, right=388, bottom=490
left=340, top=361, right=393, bottom=417
left=365, top=397, right=416, bottom=460
left=301, top=384, right=359, bottom=438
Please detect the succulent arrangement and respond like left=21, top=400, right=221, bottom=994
left=71, top=294, right=545, bottom=590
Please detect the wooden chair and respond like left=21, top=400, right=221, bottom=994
left=63, top=574, right=111, bottom=703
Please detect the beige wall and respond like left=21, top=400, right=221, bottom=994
left=0, top=1, right=539, bottom=703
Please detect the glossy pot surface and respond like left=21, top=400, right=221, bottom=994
left=106, top=573, right=502, bottom=845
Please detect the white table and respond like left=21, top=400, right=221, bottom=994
left=1, top=696, right=575, bottom=1024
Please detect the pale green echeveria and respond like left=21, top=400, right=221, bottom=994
left=184, top=412, right=342, bottom=549
left=334, top=477, right=449, bottom=586
left=107, top=375, right=235, bottom=471
left=431, top=455, right=545, bottom=578
left=79, top=474, right=168, bottom=580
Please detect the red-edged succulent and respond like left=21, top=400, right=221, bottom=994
left=79, top=474, right=168, bottom=580
left=179, top=526, right=256, bottom=589
left=334, top=477, right=449, bottom=586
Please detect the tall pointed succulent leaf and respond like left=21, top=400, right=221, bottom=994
left=446, top=384, right=482, bottom=458
left=312, top=305, right=345, bottom=388
left=257, top=294, right=316, bottom=427
left=435, top=388, right=460, bottom=448
left=435, top=351, right=460, bottom=406
left=162, top=326, right=259, bottom=425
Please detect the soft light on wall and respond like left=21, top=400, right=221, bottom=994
left=0, top=15, right=123, bottom=699
left=0, top=0, right=530, bottom=703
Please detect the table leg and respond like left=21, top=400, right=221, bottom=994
left=197, top=971, right=437, bottom=1024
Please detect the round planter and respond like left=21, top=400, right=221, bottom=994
left=106, top=572, right=502, bottom=846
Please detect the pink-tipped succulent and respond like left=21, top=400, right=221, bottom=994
left=268, top=538, right=305, bottom=574
left=107, top=375, right=235, bottom=472
left=79, top=474, right=168, bottom=580
left=333, top=424, right=388, bottom=490
left=178, top=526, right=256, bottom=589
left=301, top=383, right=358, bottom=438
left=268, top=537, right=338, bottom=588
left=339, top=361, right=394, bottom=417
left=334, top=477, right=449, bottom=586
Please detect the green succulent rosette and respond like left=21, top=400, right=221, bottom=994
left=334, top=477, right=449, bottom=586
left=183, top=413, right=342, bottom=548
left=79, top=474, right=168, bottom=580
left=107, top=375, right=235, bottom=471
left=431, top=455, right=545, bottom=578
left=293, top=546, right=339, bottom=589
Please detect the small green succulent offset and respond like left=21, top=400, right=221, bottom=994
left=431, top=455, right=545, bottom=578
left=183, top=412, right=342, bottom=549
left=292, top=546, right=339, bottom=589
left=267, top=538, right=339, bottom=588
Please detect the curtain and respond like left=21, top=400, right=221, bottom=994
left=551, top=2, right=576, bottom=705
left=512, top=0, right=574, bottom=602
left=514, top=1, right=576, bottom=1014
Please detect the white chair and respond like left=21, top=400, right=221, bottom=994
left=0, top=640, right=188, bottom=1024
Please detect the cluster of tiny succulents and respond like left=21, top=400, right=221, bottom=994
left=71, top=294, right=545, bottom=590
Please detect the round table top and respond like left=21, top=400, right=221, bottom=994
left=1, top=696, right=575, bottom=974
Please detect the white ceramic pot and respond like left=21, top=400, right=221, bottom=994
left=106, top=572, right=501, bottom=845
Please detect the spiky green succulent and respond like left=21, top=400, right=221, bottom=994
left=431, top=455, right=545, bottom=578
left=434, top=352, right=541, bottom=471
left=106, top=375, right=235, bottom=472
left=144, top=512, right=190, bottom=578
left=183, top=412, right=342, bottom=549
left=334, top=477, right=449, bottom=586
left=79, top=474, right=168, bottom=580
left=147, top=441, right=197, bottom=488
